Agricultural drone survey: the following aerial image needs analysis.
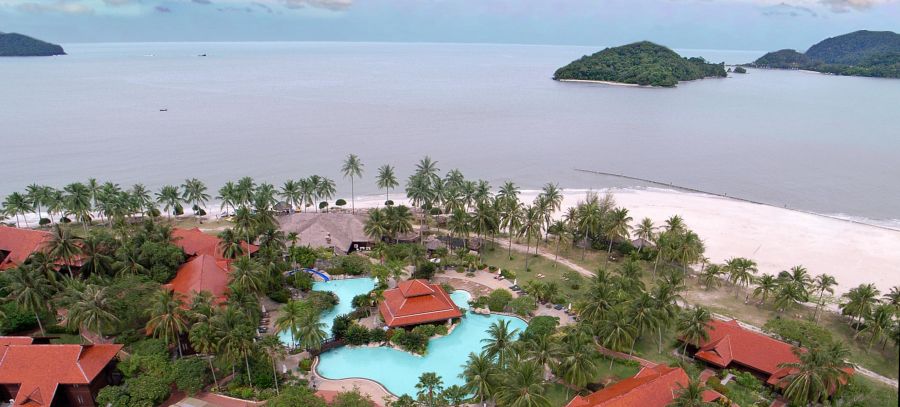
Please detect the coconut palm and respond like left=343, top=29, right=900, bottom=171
left=858, top=304, right=894, bottom=350
left=364, top=208, right=389, bottom=242
left=628, top=292, right=659, bottom=353
left=217, top=228, right=245, bottom=259
left=156, top=185, right=182, bottom=218
left=671, top=376, right=715, bottom=407
left=217, top=182, right=238, bottom=215
left=376, top=164, right=399, bottom=203
left=725, top=257, right=757, bottom=297
left=676, top=306, right=711, bottom=356
left=415, top=372, right=444, bottom=407
left=699, top=264, right=724, bottom=290
left=275, top=300, right=305, bottom=349
left=215, top=307, right=258, bottom=388
left=753, top=273, right=778, bottom=305
left=519, top=205, right=543, bottom=270
left=259, top=335, right=287, bottom=394
left=442, top=385, right=468, bottom=407
left=145, top=288, right=189, bottom=357
left=881, top=286, right=900, bottom=315
left=576, top=193, right=604, bottom=260
left=67, top=284, right=118, bottom=343
left=4, top=267, right=54, bottom=335
left=596, top=307, right=636, bottom=363
left=495, top=359, right=551, bottom=407
left=812, top=274, right=838, bottom=323
left=778, top=342, right=852, bottom=406
left=182, top=178, right=210, bottom=219
left=774, top=278, right=809, bottom=312
left=45, top=224, right=82, bottom=278
left=2, top=192, right=33, bottom=228
left=547, top=219, right=570, bottom=265
left=230, top=256, right=264, bottom=297
left=295, top=309, right=328, bottom=350
left=415, top=156, right=441, bottom=184
left=461, top=352, right=497, bottom=405
left=79, top=234, right=115, bottom=277
left=232, top=207, right=257, bottom=257
left=841, top=283, right=881, bottom=329
left=500, top=199, right=524, bottom=260
left=604, top=207, right=633, bottom=261
left=341, top=154, right=364, bottom=213
left=447, top=208, right=471, bottom=251
left=527, top=334, right=559, bottom=380
left=25, top=184, right=51, bottom=224
left=280, top=180, right=302, bottom=213
left=634, top=217, right=656, bottom=253
left=315, top=176, right=337, bottom=210
left=482, top=319, right=519, bottom=368
left=189, top=320, right=221, bottom=390
left=556, top=329, right=598, bottom=393
left=235, top=177, right=257, bottom=209
left=63, top=182, right=93, bottom=230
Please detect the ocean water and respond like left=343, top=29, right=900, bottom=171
left=1, top=42, right=898, bottom=224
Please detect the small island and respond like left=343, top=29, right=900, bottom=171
left=553, top=41, right=727, bottom=87
left=0, top=32, right=66, bottom=57
left=749, top=30, right=900, bottom=78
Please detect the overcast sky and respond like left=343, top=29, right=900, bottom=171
left=1, top=0, right=898, bottom=50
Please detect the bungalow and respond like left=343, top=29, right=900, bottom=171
left=566, top=365, right=724, bottom=407
left=0, top=337, right=122, bottom=407
left=164, top=254, right=232, bottom=305
left=683, top=319, right=852, bottom=388
left=278, top=212, right=373, bottom=255
left=0, top=226, right=51, bottom=270
left=565, top=364, right=727, bottom=407
left=378, top=280, right=462, bottom=328
left=172, top=227, right=259, bottom=260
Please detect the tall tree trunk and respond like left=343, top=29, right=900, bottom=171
left=176, top=335, right=183, bottom=358
left=272, top=357, right=280, bottom=394
left=507, top=233, right=513, bottom=260
left=581, top=232, right=588, bottom=260
left=554, top=237, right=560, bottom=265
left=208, top=357, right=220, bottom=390
left=606, top=240, right=613, bottom=265
left=524, top=236, right=530, bottom=271
left=245, top=353, right=254, bottom=389
left=34, top=310, right=45, bottom=336
left=350, top=177, right=355, bottom=214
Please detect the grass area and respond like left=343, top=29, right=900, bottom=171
left=171, top=216, right=233, bottom=231
left=50, top=334, right=86, bottom=344
left=545, top=383, right=575, bottom=407
left=480, top=245, right=586, bottom=302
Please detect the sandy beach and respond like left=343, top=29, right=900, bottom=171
left=350, top=188, right=900, bottom=296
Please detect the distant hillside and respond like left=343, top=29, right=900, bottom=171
left=0, top=32, right=65, bottom=57
left=750, top=30, right=900, bottom=78
left=553, top=41, right=727, bottom=87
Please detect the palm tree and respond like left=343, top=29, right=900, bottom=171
left=415, top=372, right=444, bottom=407
left=725, top=257, right=757, bottom=297
left=556, top=329, right=598, bottom=394
left=841, top=283, right=880, bottom=329
left=235, top=177, right=257, bottom=209
left=232, top=207, right=257, bottom=258
left=447, top=208, right=471, bottom=251
left=604, top=207, right=633, bottom=262
left=4, top=267, right=54, bottom=335
left=461, top=352, right=497, bottom=406
left=145, top=289, right=189, bottom=357
left=189, top=320, right=221, bottom=390
left=442, top=385, right=468, bottom=407
left=634, top=217, right=656, bottom=253
left=45, top=224, right=82, bottom=278
left=882, top=286, right=900, bottom=315
left=79, top=234, right=115, bottom=277
left=495, top=359, right=551, bottom=407
left=527, top=334, right=559, bottom=380
left=280, top=180, right=302, bottom=213
left=470, top=200, right=497, bottom=259
left=753, top=273, right=778, bottom=305
left=2, top=192, right=33, bottom=228
left=182, top=178, right=210, bottom=220
left=230, top=256, right=264, bottom=297
left=275, top=299, right=306, bottom=348
left=676, top=306, right=711, bottom=356
left=156, top=185, right=182, bottom=218
left=547, top=220, right=570, bottom=265
left=628, top=292, right=659, bottom=354
left=859, top=304, right=894, bottom=350
left=217, top=182, right=238, bottom=215
left=217, top=228, right=245, bottom=259
left=812, top=274, right=838, bottom=322
left=699, top=264, right=723, bottom=290
left=341, top=154, right=364, bottom=213
left=519, top=205, right=543, bottom=270
left=482, top=319, right=518, bottom=368
left=295, top=309, right=328, bottom=350
left=386, top=205, right=414, bottom=241
left=415, top=156, right=441, bottom=184
left=670, top=376, right=715, bottom=407
left=64, top=182, right=93, bottom=231
left=376, top=164, right=399, bottom=203
left=778, top=342, right=852, bottom=406
left=25, top=184, right=51, bottom=224
left=364, top=208, right=389, bottom=242
left=67, top=284, right=118, bottom=343
left=597, top=307, right=636, bottom=365
left=500, top=199, right=524, bottom=260
left=259, top=335, right=287, bottom=395
left=217, top=313, right=258, bottom=389
left=576, top=193, right=604, bottom=260
left=315, top=176, right=337, bottom=210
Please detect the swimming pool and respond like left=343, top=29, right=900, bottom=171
left=278, top=278, right=376, bottom=346
left=316, top=286, right=529, bottom=397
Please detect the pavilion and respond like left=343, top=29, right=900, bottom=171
left=378, top=279, right=462, bottom=328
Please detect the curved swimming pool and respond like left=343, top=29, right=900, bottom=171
left=316, top=284, right=528, bottom=397
left=278, top=278, right=377, bottom=346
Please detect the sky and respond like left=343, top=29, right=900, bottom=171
left=0, top=0, right=898, bottom=50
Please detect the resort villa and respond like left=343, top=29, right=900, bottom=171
left=164, top=254, right=232, bottom=305
left=171, top=227, right=259, bottom=259
left=278, top=212, right=374, bottom=254
left=0, top=337, right=122, bottom=407
left=683, top=319, right=853, bottom=388
left=565, top=365, right=727, bottom=407
left=0, top=226, right=52, bottom=271
left=378, top=279, right=462, bottom=328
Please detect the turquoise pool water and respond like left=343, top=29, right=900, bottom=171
left=317, top=288, right=529, bottom=397
left=278, top=278, right=376, bottom=346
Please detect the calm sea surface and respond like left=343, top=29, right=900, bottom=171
left=1, top=42, right=898, bottom=225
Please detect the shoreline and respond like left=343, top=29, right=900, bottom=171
left=556, top=78, right=648, bottom=87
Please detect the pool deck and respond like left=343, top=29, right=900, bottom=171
left=311, top=356, right=393, bottom=405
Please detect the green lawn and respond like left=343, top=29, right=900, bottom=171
left=480, top=244, right=586, bottom=302
left=545, top=383, right=575, bottom=407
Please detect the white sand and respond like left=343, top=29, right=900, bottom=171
left=352, top=188, right=900, bottom=296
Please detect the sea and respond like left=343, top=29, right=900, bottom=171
left=1, top=42, right=898, bottom=228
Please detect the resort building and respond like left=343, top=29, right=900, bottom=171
left=278, top=212, right=373, bottom=254
left=565, top=365, right=726, bottom=407
left=0, top=337, right=122, bottom=407
left=683, top=319, right=852, bottom=387
left=0, top=226, right=51, bottom=270
left=172, top=227, right=258, bottom=260
left=164, top=254, right=232, bottom=305
left=378, top=279, right=462, bottom=328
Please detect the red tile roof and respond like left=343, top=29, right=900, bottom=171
left=565, top=365, right=724, bottom=407
left=378, top=280, right=462, bottom=328
left=172, top=228, right=258, bottom=260
left=0, top=338, right=122, bottom=407
left=692, top=319, right=801, bottom=380
left=0, top=226, right=52, bottom=270
left=164, top=254, right=232, bottom=304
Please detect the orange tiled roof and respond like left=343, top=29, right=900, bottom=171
left=164, top=254, right=232, bottom=304
left=693, top=320, right=801, bottom=379
left=0, top=226, right=52, bottom=270
left=378, top=279, right=462, bottom=327
left=172, top=228, right=258, bottom=260
left=565, top=365, right=724, bottom=407
left=0, top=338, right=122, bottom=406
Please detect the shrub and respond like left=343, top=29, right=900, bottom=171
left=268, top=288, right=291, bottom=303
left=0, top=302, right=38, bottom=334
left=331, top=314, right=353, bottom=339
left=351, top=294, right=372, bottom=309
left=412, top=262, right=437, bottom=280
left=440, top=283, right=455, bottom=294
left=764, top=317, right=833, bottom=349
left=368, top=327, right=387, bottom=343
left=298, top=358, right=313, bottom=372
left=336, top=199, right=347, bottom=206
left=96, top=385, right=130, bottom=407
left=411, top=324, right=437, bottom=338
left=471, top=296, right=489, bottom=309
left=509, top=295, right=538, bottom=316
left=127, top=374, right=172, bottom=406
left=129, top=338, right=169, bottom=358
left=307, top=291, right=339, bottom=313
left=38, top=217, right=51, bottom=226
left=433, top=324, right=449, bottom=336
left=268, top=385, right=327, bottom=407
left=500, top=269, right=516, bottom=279
left=290, top=246, right=319, bottom=269
left=391, top=329, right=428, bottom=354
left=332, top=255, right=370, bottom=276
left=487, top=289, right=513, bottom=312
left=346, top=324, right=371, bottom=346
left=173, top=358, right=209, bottom=395
left=520, top=316, right=559, bottom=342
